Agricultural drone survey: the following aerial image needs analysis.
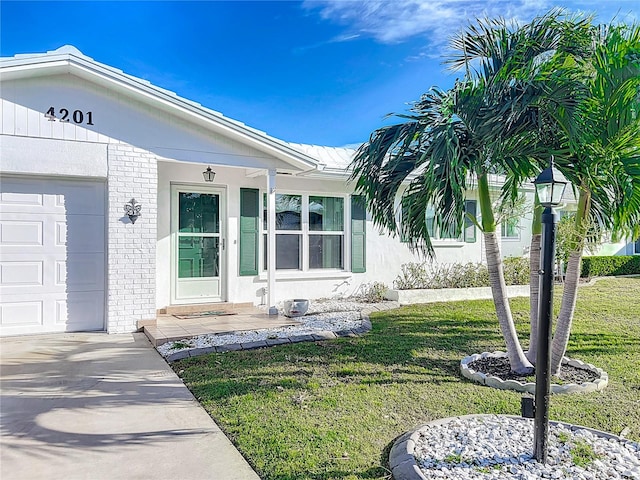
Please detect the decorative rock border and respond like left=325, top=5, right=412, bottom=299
left=164, top=303, right=398, bottom=362
left=388, top=414, right=638, bottom=480
left=460, top=351, right=609, bottom=394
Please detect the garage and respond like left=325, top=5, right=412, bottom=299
left=0, top=177, right=105, bottom=335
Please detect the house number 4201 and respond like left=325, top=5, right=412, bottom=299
left=45, top=107, right=94, bottom=125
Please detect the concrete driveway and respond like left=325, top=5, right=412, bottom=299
left=0, top=332, right=260, bottom=480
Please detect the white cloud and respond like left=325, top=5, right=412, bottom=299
left=302, top=0, right=635, bottom=45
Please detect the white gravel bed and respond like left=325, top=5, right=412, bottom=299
left=413, top=416, right=640, bottom=479
left=156, top=309, right=363, bottom=357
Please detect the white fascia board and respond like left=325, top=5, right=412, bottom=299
left=298, top=166, right=352, bottom=179
left=1, top=53, right=320, bottom=173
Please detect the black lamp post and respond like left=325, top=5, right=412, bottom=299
left=533, top=156, right=567, bottom=463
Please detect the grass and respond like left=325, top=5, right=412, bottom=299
left=175, top=277, right=640, bottom=480
left=569, top=439, right=601, bottom=467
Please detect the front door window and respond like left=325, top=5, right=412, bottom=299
left=173, top=188, right=224, bottom=303
left=178, top=193, right=220, bottom=278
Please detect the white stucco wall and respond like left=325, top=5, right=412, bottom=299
left=155, top=161, right=498, bottom=307
left=0, top=135, right=108, bottom=178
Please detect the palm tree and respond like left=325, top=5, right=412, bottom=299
left=544, top=22, right=640, bottom=374
left=350, top=12, right=575, bottom=374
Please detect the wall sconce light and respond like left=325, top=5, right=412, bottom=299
left=203, top=166, right=216, bottom=182
left=124, top=198, right=142, bottom=224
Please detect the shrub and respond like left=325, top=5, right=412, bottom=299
left=354, top=281, right=389, bottom=303
left=394, top=263, right=432, bottom=290
left=394, top=260, right=530, bottom=290
left=581, top=255, right=640, bottom=277
left=503, top=256, right=530, bottom=285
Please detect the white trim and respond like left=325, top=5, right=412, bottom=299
left=258, top=271, right=353, bottom=281
left=267, top=170, right=277, bottom=310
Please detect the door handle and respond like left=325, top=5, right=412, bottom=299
left=221, top=238, right=225, bottom=251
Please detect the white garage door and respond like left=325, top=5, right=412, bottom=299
left=0, top=177, right=105, bottom=336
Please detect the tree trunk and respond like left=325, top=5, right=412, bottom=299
left=477, top=172, right=532, bottom=374
left=484, top=231, right=534, bottom=374
left=550, top=189, right=590, bottom=375
left=526, top=233, right=541, bottom=364
left=550, top=249, right=583, bottom=374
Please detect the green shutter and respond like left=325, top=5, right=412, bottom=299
left=239, top=188, right=260, bottom=276
left=464, top=200, right=477, bottom=243
left=351, top=196, right=366, bottom=273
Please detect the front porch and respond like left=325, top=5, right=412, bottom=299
left=140, top=303, right=300, bottom=346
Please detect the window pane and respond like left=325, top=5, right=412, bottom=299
left=309, top=196, right=344, bottom=231
left=425, top=205, right=436, bottom=238
left=635, top=238, right=640, bottom=254
left=263, top=234, right=301, bottom=270
left=309, top=235, right=343, bottom=269
left=178, top=237, right=219, bottom=278
left=502, top=218, right=520, bottom=238
left=440, top=224, right=459, bottom=239
left=263, top=194, right=302, bottom=231
left=179, top=193, right=219, bottom=233
left=464, top=200, right=477, bottom=243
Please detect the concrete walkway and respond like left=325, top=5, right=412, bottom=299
left=0, top=332, right=261, bottom=480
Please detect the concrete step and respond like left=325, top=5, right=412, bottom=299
left=136, top=318, right=157, bottom=331
left=159, top=302, right=256, bottom=316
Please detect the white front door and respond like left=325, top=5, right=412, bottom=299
left=171, top=185, right=225, bottom=304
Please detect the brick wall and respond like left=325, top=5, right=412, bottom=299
left=106, top=143, right=157, bottom=333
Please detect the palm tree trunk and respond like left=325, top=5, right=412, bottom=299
left=550, top=189, right=590, bottom=375
left=478, top=173, right=533, bottom=374
left=550, top=249, right=583, bottom=374
left=526, top=233, right=541, bottom=364
left=484, top=231, right=534, bottom=373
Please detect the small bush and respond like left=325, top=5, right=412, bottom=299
left=503, top=256, right=530, bottom=285
left=394, top=263, right=432, bottom=290
left=354, top=281, right=389, bottom=303
left=581, top=255, right=640, bottom=278
left=394, top=259, right=529, bottom=290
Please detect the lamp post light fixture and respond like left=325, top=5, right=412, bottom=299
left=533, top=156, right=568, bottom=463
left=202, top=166, right=216, bottom=183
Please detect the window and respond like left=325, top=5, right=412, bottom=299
left=501, top=217, right=520, bottom=239
left=309, top=196, right=344, bottom=268
left=464, top=200, right=477, bottom=243
left=400, top=200, right=477, bottom=242
left=634, top=238, right=640, bottom=255
left=263, top=193, right=345, bottom=270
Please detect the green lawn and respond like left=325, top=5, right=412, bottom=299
left=175, top=277, right=640, bottom=480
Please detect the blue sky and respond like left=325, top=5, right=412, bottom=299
left=1, top=1, right=637, bottom=146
